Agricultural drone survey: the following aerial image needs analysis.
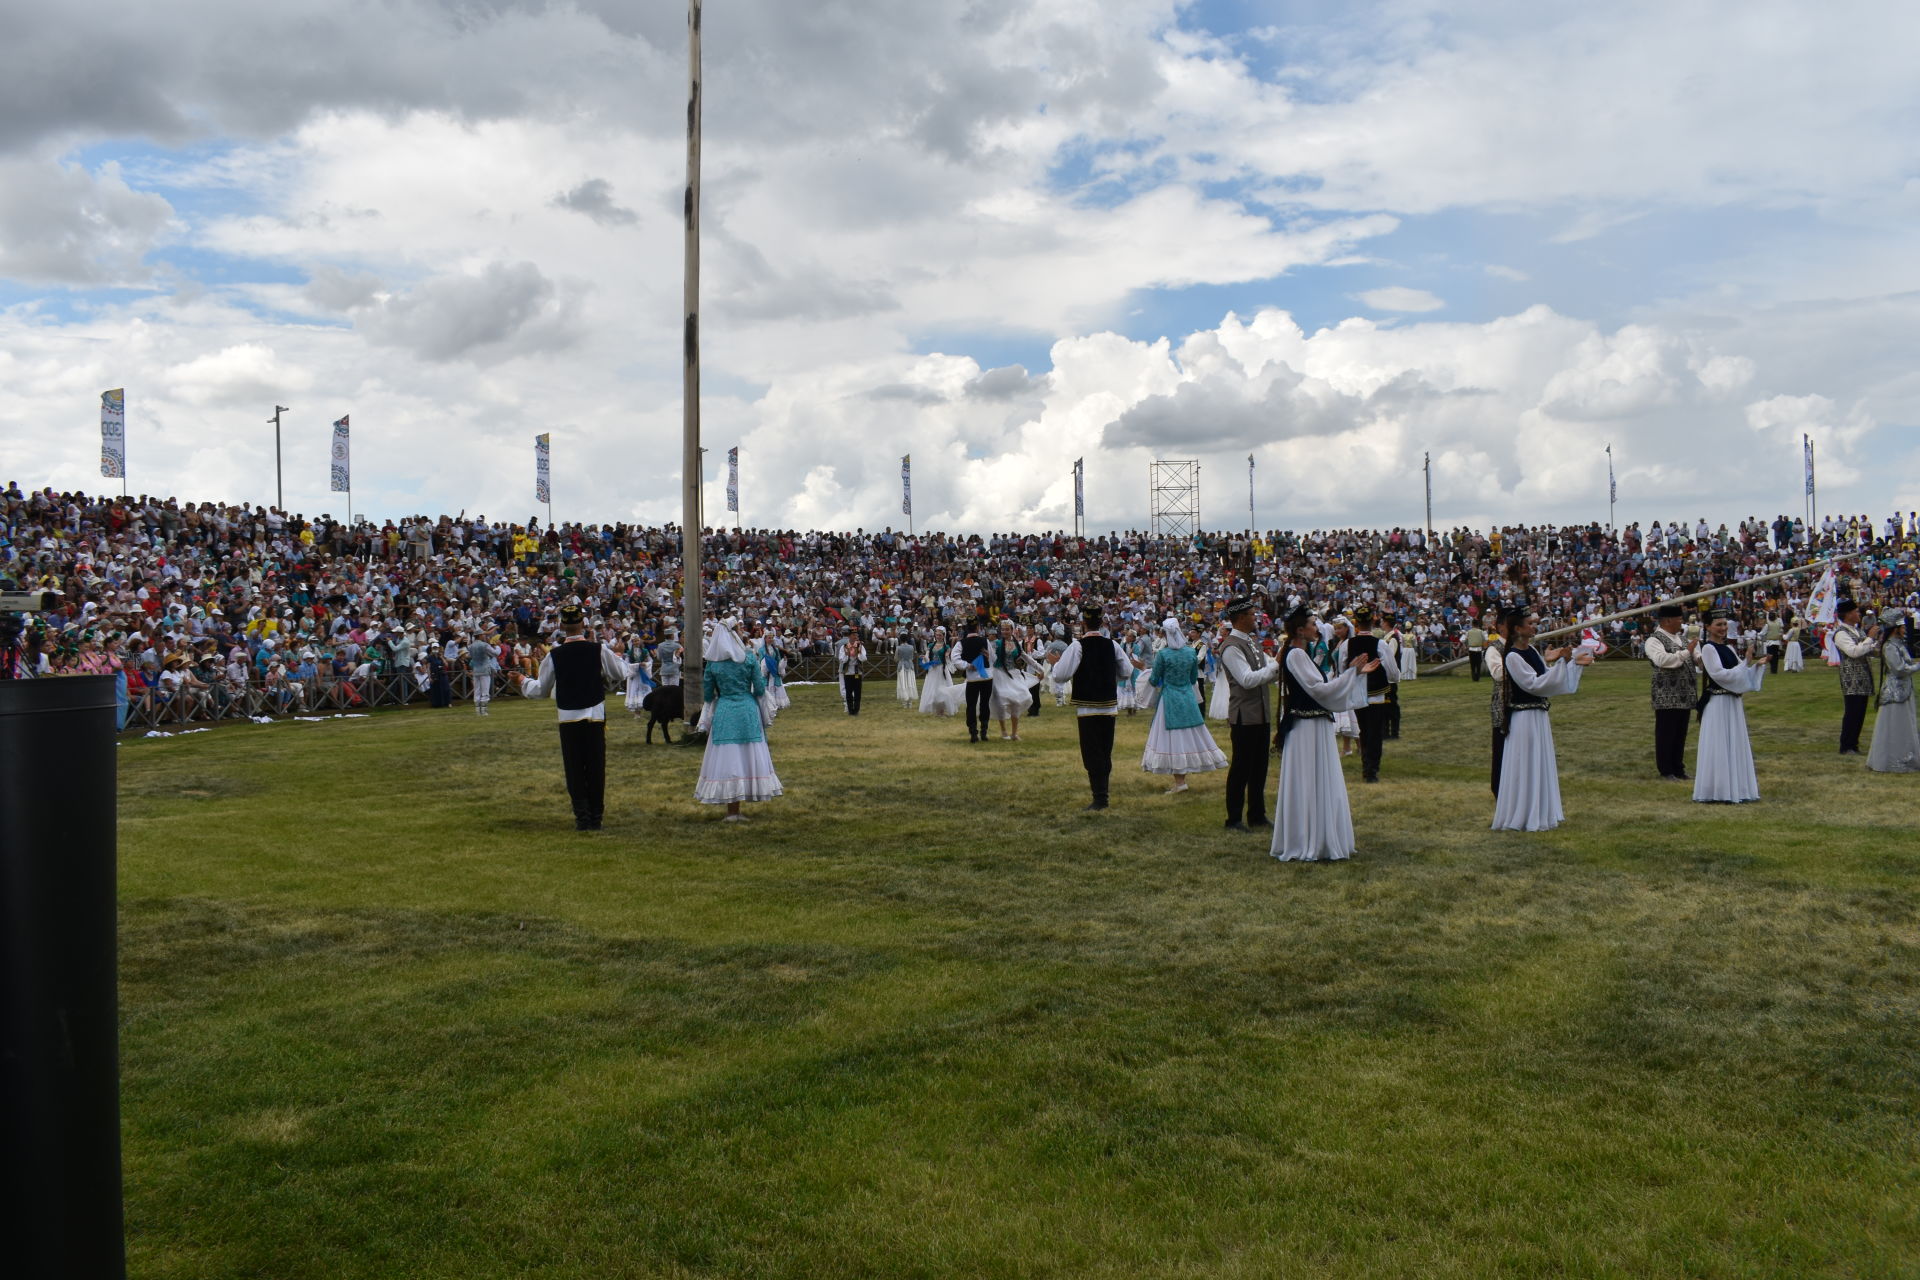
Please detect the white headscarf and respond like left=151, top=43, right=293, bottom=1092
left=704, top=619, right=747, bottom=663
left=1161, top=617, right=1187, bottom=648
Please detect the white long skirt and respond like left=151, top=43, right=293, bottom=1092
left=1491, top=708, right=1564, bottom=831
left=1118, top=676, right=1139, bottom=712
left=1272, top=717, right=1354, bottom=862
left=757, top=687, right=780, bottom=724
left=1693, top=696, right=1760, bottom=802
left=919, top=665, right=953, bottom=715
left=1334, top=709, right=1359, bottom=739
left=1868, top=697, right=1920, bottom=772
left=1141, top=703, right=1229, bottom=774
left=1782, top=642, right=1805, bottom=672
left=695, top=739, right=784, bottom=804
left=991, top=668, right=1034, bottom=719
left=771, top=682, right=790, bottom=710
left=896, top=667, right=919, bottom=704
left=1401, top=650, right=1418, bottom=681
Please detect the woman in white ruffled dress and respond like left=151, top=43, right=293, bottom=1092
left=1782, top=616, right=1806, bottom=672
left=893, top=629, right=920, bottom=706
left=1272, top=606, right=1377, bottom=862
left=695, top=620, right=783, bottom=821
left=1140, top=618, right=1229, bottom=792
left=1693, top=611, right=1766, bottom=803
left=1327, top=617, right=1360, bottom=755
left=918, top=626, right=958, bottom=716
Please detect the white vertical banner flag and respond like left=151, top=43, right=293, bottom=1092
left=1805, top=561, right=1840, bottom=625
left=330, top=416, right=351, bottom=492
left=901, top=454, right=912, bottom=517
left=726, top=446, right=739, bottom=513
left=1608, top=448, right=1617, bottom=505
left=535, top=433, right=551, bottom=504
left=1804, top=434, right=1815, bottom=496
left=1073, top=458, right=1084, bottom=519
left=100, top=388, right=126, bottom=479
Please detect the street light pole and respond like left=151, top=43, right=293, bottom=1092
left=680, top=0, right=706, bottom=724
left=269, top=405, right=289, bottom=511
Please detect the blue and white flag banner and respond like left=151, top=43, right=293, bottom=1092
left=1805, top=562, right=1839, bottom=625
left=330, top=416, right=351, bottom=492
left=100, top=388, right=125, bottom=479
left=726, top=446, right=739, bottom=513
left=1803, top=434, right=1815, bottom=497
left=1607, top=446, right=1616, bottom=504
left=901, top=454, right=912, bottom=517
left=535, top=432, right=551, bottom=504
left=1074, top=457, right=1085, bottom=518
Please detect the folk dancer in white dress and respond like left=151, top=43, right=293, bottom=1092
left=1867, top=609, right=1919, bottom=773
left=766, top=630, right=791, bottom=712
left=1327, top=616, right=1360, bottom=754
left=1491, top=606, right=1594, bottom=832
left=1693, top=611, right=1767, bottom=803
left=989, top=620, right=1035, bottom=740
left=1832, top=600, right=1880, bottom=755
left=894, top=630, right=920, bottom=706
left=622, top=631, right=656, bottom=720
left=1782, top=616, right=1806, bottom=672
left=1140, top=617, right=1229, bottom=793
left=918, top=626, right=958, bottom=716
left=1273, top=606, right=1378, bottom=862
left=695, top=619, right=783, bottom=821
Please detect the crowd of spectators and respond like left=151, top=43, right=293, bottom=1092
left=3, top=479, right=1915, bottom=729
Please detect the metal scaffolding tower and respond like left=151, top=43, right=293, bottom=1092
left=1149, top=460, right=1200, bottom=538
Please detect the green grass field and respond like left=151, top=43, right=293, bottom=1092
left=118, top=663, right=1919, bottom=1278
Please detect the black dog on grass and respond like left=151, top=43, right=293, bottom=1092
left=640, top=685, right=684, bottom=743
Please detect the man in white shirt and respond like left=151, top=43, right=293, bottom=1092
left=1049, top=606, right=1132, bottom=810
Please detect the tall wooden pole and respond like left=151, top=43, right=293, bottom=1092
left=680, top=0, right=705, bottom=719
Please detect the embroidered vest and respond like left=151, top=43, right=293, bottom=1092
left=1646, top=629, right=1696, bottom=710
left=1506, top=647, right=1551, bottom=713
left=1221, top=633, right=1271, bottom=725
left=1070, top=635, right=1119, bottom=707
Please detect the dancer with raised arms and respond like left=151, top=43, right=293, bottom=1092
left=1272, top=605, right=1377, bottom=863
left=1693, top=610, right=1767, bottom=804
left=1492, top=605, right=1594, bottom=832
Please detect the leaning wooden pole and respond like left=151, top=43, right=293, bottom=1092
left=1423, top=551, right=1847, bottom=675
left=679, top=0, right=705, bottom=724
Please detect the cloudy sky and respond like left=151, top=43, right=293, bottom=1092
left=3, top=0, right=1918, bottom=534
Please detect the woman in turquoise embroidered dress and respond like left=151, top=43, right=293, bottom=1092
left=696, top=620, right=783, bottom=821
left=1141, top=617, right=1229, bottom=793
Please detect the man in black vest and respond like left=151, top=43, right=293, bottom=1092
left=522, top=603, right=632, bottom=830
left=1049, top=605, right=1129, bottom=809
left=1349, top=608, right=1398, bottom=784
left=958, top=619, right=993, bottom=742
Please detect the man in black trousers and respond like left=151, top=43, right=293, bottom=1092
left=1644, top=604, right=1696, bottom=780
left=522, top=603, right=632, bottom=830
left=837, top=628, right=867, bottom=715
left=1049, top=606, right=1128, bottom=809
left=1217, top=596, right=1281, bottom=830
left=1832, top=599, right=1881, bottom=754
left=958, top=619, right=993, bottom=742
left=1349, top=608, right=1397, bottom=784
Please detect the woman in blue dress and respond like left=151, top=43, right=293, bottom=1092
left=695, top=620, right=783, bottom=821
left=1141, top=617, right=1229, bottom=793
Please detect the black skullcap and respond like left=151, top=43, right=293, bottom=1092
left=1655, top=604, right=1684, bottom=619
left=1224, top=596, right=1257, bottom=618
left=1283, top=605, right=1314, bottom=635
left=1498, top=603, right=1532, bottom=629
left=559, top=604, right=585, bottom=627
